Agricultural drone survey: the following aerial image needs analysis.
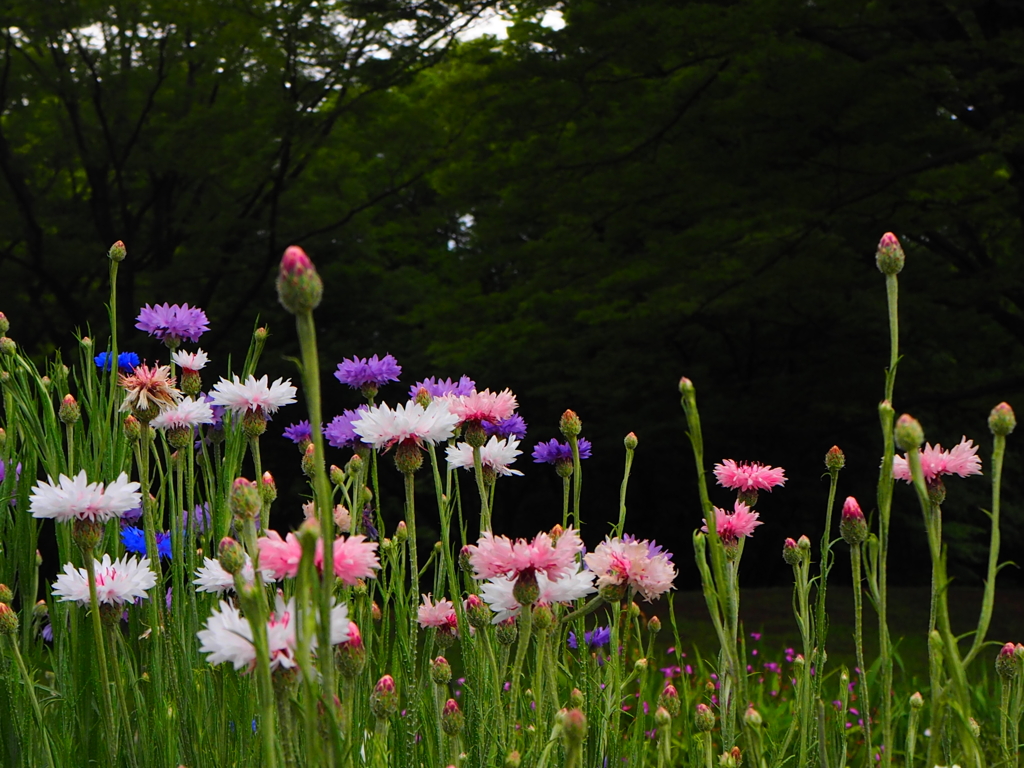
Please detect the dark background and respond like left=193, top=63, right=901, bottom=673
left=2, top=0, right=1023, bottom=589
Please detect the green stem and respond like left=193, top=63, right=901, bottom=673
left=850, top=546, right=872, bottom=759
left=472, top=444, right=491, bottom=531
left=568, top=434, right=582, bottom=532
left=7, top=634, right=57, bottom=768
left=561, top=476, right=570, bottom=530
left=84, top=551, right=118, bottom=761
left=615, top=440, right=635, bottom=537
left=507, top=604, right=534, bottom=742
left=814, top=466, right=840, bottom=689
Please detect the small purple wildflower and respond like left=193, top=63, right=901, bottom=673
left=483, top=414, right=528, bottom=440
left=531, top=437, right=593, bottom=464
left=568, top=626, right=611, bottom=650
left=325, top=408, right=369, bottom=450
left=135, top=303, right=209, bottom=345
left=94, top=351, right=140, bottom=371
left=283, top=420, right=314, bottom=445
left=408, top=375, right=475, bottom=399
left=750, top=632, right=761, bottom=641
left=183, top=503, right=211, bottom=533
left=334, top=354, right=401, bottom=390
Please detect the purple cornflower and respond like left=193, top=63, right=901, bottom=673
left=325, top=408, right=370, bottom=450
left=94, top=351, right=140, bottom=371
left=361, top=505, right=378, bottom=541
left=121, top=505, right=143, bottom=524
left=408, top=375, right=476, bottom=399
left=483, top=414, right=528, bottom=440
left=623, top=534, right=674, bottom=563
left=183, top=503, right=211, bottom=533
left=283, top=420, right=314, bottom=445
left=334, top=354, right=401, bottom=392
left=567, top=626, right=611, bottom=650
left=0, top=459, right=22, bottom=484
left=531, top=437, right=593, bottom=464
left=135, top=303, right=209, bottom=345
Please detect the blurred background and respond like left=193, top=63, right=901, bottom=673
left=1, top=0, right=1023, bottom=592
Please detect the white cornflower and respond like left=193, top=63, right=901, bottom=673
left=29, top=470, right=142, bottom=523
left=209, top=374, right=297, bottom=417
left=171, top=348, right=209, bottom=371
left=352, top=400, right=458, bottom=449
left=151, top=397, right=216, bottom=430
left=52, top=554, right=157, bottom=605
left=193, top=554, right=268, bottom=595
left=197, top=594, right=349, bottom=673
left=480, top=564, right=596, bottom=623
left=446, top=436, right=524, bottom=476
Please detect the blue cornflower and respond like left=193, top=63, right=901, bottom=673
left=531, top=437, right=592, bottom=464
left=334, top=354, right=401, bottom=391
left=121, top=525, right=171, bottom=559
left=483, top=414, right=528, bottom=440
left=568, top=626, right=612, bottom=650
left=94, top=351, right=140, bottom=371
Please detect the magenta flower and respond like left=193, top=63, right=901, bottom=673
left=701, top=501, right=762, bottom=544
left=256, top=530, right=379, bottom=584
left=466, top=528, right=582, bottom=582
left=891, top=436, right=982, bottom=484
left=713, top=460, right=786, bottom=492
left=417, top=594, right=458, bottom=630
left=135, top=303, right=210, bottom=345
left=583, top=535, right=677, bottom=602
left=408, top=376, right=476, bottom=400
left=334, top=354, right=401, bottom=391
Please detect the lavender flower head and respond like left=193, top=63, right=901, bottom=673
left=135, top=303, right=210, bottom=346
left=334, top=354, right=401, bottom=392
left=121, top=526, right=172, bottom=559
left=568, top=626, right=611, bottom=650
left=95, top=351, right=140, bottom=372
left=183, top=503, right=211, bottom=533
left=0, top=459, right=22, bottom=484
left=484, top=414, right=528, bottom=440
left=201, top=392, right=225, bottom=429
left=532, top=437, right=592, bottom=464
left=283, top=420, right=314, bottom=445
left=409, top=375, right=476, bottom=400
left=325, top=408, right=370, bottom=449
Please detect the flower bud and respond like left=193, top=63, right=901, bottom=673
left=431, top=656, right=452, bottom=685
left=464, top=594, right=491, bottom=629
left=260, top=472, right=277, bottom=504
left=658, top=684, right=680, bottom=718
left=0, top=603, right=19, bottom=635
left=744, top=706, right=762, bottom=727
left=0, top=584, right=12, bottom=604
left=241, top=408, right=267, bottom=438
left=797, top=535, right=811, bottom=552
left=624, top=432, right=638, bottom=450
left=824, top=445, right=845, bottom=472
left=394, top=521, right=408, bottom=544
left=297, top=517, right=320, bottom=549
left=123, top=414, right=142, bottom=442
left=840, top=496, right=868, bottom=545
left=648, top=615, right=662, bottom=634
left=329, top=464, right=345, bottom=486
left=504, top=751, right=521, bottom=768
left=910, top=690, right=924, bottom=709
left=782, top=537, right=802, bottom=566
left=533, top=603, right=555, bottom=633
left=569, top=688, right=585, bottom=709
left=301, top=444, right=317, bottom=477
left=0, top=312, right=8, bottom=335
left=989, top=402, right=1016, bottom=437
left=996, top=642, right=1018, bottom=679
left=559, top=410, right=582, bottom=438
left=679, top=377, right=695, bottom=398
left=337, top=621, right=366, bottom=678
left=0, top=337, right=16, bottom=356
left=72, top=518, right=104, bottom=552
left=370, top=675, right=398, bottom=719
left=512, top=570, right=540, bottom=607
left=634, top=658, right=648, bottom=673
left=694, top=702, right=715, bottom=732
left=875, top=232, right=905, bottom=275
left=229, top=478, right=261, bottom=521
left=894, top=414, right=924, bottom=452
left=495, top=617, right=518, bottom=645
left=59, top=394, right=80, bottom=425
left=969, top=717, right=980, bottom=737
left=655, top=706, right=671, bottom=729
left=559, top=708, right=587, bottom=744
left=0, top=428, right=5, bottom=450
left=276, top=245, right=323, bottom=314
left=555, top=458, right=574, bottom=479
left=394, top=440, right=423, bottom=475
left=107, top=240, right=127, bottom=262
left=441, top=699, right=464, bottom=735
left=719, top=746, right=743, bottom=768
left=181, top=367, right=202, bottom=397
left=218, top=537, right=246, bottom=575
left=371, top=601, right=382, bottom=622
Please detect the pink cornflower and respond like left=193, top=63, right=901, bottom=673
left=466, top=527, right=582, bottom=582
left=891, top=436, right=982, bottom=483
left=52, top=554, right=156, bottom=605
left=583, top=536, right=677, bottom=602
left=713, top=460, right=787, bottom=492
left=450, top=388, right=518, bottom=425
left=701, top=500, right=762, bottom=543
left=417, top=594, right=458, bottom=630
left=256, top=530, right=379, bottom=584
left=118, top=363, right=182, bottom=415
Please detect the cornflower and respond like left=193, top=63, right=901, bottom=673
left=467, top=528, right=582, bottom=582
left=52, top=554, right=156, bottom=605
left=94, top=351, right=139, bottom=371
left=567, top=626, right=612, bottom=650
left=583, top=535, right=677, bottom=602
left=450, top=388, right=518, bottom=426
left=446, top=436, right=524, bottom=476
left=334, top=354, right=401, bottom=397
left=701, top=500, right=763, bottom=544
left=209, top=374, right=297, bottom=418
left=325, top=408, right=370, bottom=450
left=351, top=400, right=458, bottom=451
left=892, top=436, right=982, bottom=484
left=118, top=363, right=182, bottom=419
left=408, top=375, right=475, bottom=400
left=257, top=530, right=379, bottom=585
left=29, top=470, right=141, bottom=523
left=484, top=414, right=528, bottom=439
left=417, top=595, right=458, bottom=630
left=121, top=526, right=171, bottom=559
left=713, top=459, right=787, bottom=492
left=136, top=303, right=209, bottom=346
left=532, top=438, right=593, bottom=463
left=480, top=564, right=596, bottom=623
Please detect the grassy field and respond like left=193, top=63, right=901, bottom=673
left=661, top=586, right=1024, bottom=683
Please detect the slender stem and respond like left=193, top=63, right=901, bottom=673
left=568, top=434, right=582, bottom=531
left=84, top=552, right=118, bottom=761
left=615, top=441, right=635, bottom=537
left=561, top=476, right=570, bottom=530
left=850, top=546, right=872, bottom=758
left=507, top=604, right=534, bottom=742
left=814, top=466, right=840, bottom=690
left=7, top=634, right=57, bottom=768
left=964, top=431, right=1005, bottom=666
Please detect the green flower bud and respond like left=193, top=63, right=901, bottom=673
left=0, top=603, right=19, bottom=635
left=824, top=445, right=845, bottom=472
left=624, top=432, right=638, bottom=450
left=894, top=414, right=924, bottom=452
left=276, top=246, right=323, bottom=315
left=875, top=232, right=905, bottom=275
left=229, top=478, right=261, bottom=521
left=218, top=537, right=246, bottom=576
left=559, top=409, right=582, bottom=438
left=370, top=675, right=398, bottom=719
left=441, top=699, right=464, bottom=735
left=431, top=656, right=452, bottom=685
left=694, top=702, right=715, bottom=732
left=107, top=240, right=127, bottom=262
left=989, top=402, right=1016, bottom=437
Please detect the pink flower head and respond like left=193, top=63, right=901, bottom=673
left=281, top=245, right=314, bottom=276
left=701, top=501, right=762, bottom=544
left=257, top=530, right=303, bottom=579
left=713, top=460, right=786, bottom=493
left=417, top=594, right=458, bottom=630
left=466, top=527, right=582, bottom=582
left=842, top=496, right=864, bottom=521
left=583, top=536, right=677, bottom=602
left=450, top=388, right=518, bottom=425
left=892, top=436, right=982, bottom=484
left=257, top=530, right=379, bottom=584
left=118, top=363, right=183, bottom=415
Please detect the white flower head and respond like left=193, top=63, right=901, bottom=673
left=151, top=396, right=216, bottom=430
left=30, top=470, right=142, bottom=523
left=209, top=374, right=297, bottom=417
left=171, top=348, right=210, bottom=371
left=480, top=564, right=596, bottom=623
left=52, top=554, right=157, bottom=605
left=197, top=593, right=349, bottom=673
left=193, top=554, right=269, bottom=594
left=446, top=436, right=524, bottom=476
left=352, top=400, right=458, bottom=449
